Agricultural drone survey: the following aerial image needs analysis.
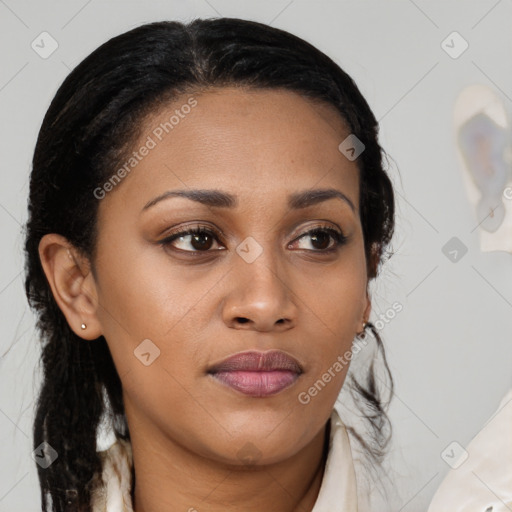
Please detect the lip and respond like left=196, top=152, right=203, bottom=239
left=207, top=350, right=303, bottom=397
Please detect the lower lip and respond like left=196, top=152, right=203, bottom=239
left=210, top=370, right=300, bottom=397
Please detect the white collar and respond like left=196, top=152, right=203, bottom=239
left=91, top=407, right=358, bottom=512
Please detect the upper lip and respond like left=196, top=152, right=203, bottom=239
left=207, top=350, right=303, bottom=374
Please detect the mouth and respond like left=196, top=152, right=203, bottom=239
left=207, top=350, right=303, bottom=398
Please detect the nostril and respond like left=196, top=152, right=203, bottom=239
left=236, top=317, right=249, bottom=324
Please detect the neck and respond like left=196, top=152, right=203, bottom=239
left=131, top=419, right=331, bottom=512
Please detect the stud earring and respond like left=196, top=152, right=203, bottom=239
left=81, top=323, right=87, bottom=330
left=357, top=320, right=368, bottom=339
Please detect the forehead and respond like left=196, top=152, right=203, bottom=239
left=98, top=86, right=360, bottom=216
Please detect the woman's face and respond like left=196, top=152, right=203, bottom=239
left=90, top=86, right=370, bottom=465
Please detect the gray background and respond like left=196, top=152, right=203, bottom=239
left=1, top=1, right=512, bottom=511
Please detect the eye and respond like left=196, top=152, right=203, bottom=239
left=289, top=225, right=348, bottom=252
left=159, top=225, right=224, bottom=253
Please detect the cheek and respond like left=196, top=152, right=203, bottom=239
left=95, top=238, right=206, bottom=339
left=94, top=252, right=221, bottom=415
left=300, top=258, right=367, bottom=334
left=297, top=259, right=366, bottom=388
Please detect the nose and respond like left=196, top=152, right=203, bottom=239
left=222, top=252, right=298, bottom=332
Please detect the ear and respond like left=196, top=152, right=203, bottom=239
left=38, top=233, right=102, bottom=340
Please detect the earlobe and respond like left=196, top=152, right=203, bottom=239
left=38, top=233, right=101, bottom=340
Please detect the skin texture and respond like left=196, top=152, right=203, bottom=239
left=38, top=87, right=371, bottom=512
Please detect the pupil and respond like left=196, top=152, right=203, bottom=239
left=192, top=233, right=212, bottom=250
left=311, top=231, right=329, bottom=250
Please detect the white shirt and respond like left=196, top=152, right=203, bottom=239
left=427, top=388, right=512, bottom=512
left=90, top=407, right=360, bottom=511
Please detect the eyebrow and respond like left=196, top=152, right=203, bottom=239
left=141, top=187, right=356, bottom=214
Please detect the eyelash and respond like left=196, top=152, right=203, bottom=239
left=158, top=223, right=348, bottom=255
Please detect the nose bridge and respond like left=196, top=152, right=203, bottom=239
left=222, top=234, right=297, bottom=330
left=235, top=234, right=287, bottom=299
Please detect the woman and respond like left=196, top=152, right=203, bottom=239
left=24, top=18, right=395, bottom=511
